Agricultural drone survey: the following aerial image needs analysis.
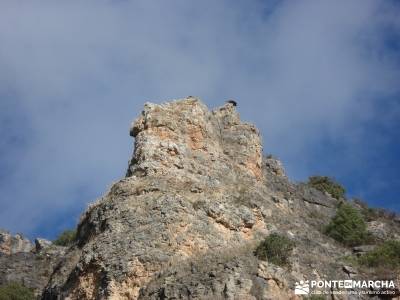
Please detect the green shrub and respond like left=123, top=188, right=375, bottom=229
left=255, top=233, right=295, bottom=267
left=53, top=229, right=76, bottom=246
left=324, top=203, right=368, bottom=246
left=0, top=282, right=34, bottom=300
left=307, top=176, right=345, bottom=200
left=358, top=240, right=400, bottom=269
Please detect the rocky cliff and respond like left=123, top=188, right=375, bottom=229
left=41, top=97, right=340, bottom=299
left=1, top=97, right=399, bottom=299
left=0, top=231, right=65, bottom=297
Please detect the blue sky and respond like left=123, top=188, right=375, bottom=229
left=0, top=0, right=399, bottom=239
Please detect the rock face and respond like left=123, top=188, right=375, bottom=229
left=35, top=97, right=398, bottom=299
left=0, top=232, right=65, bottom=297
left=126, top=98, right=262, bottom=181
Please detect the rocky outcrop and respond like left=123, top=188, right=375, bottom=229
left=41, top=97, right=354, bottom=300
left=0, top=232, right=66, bottom=297
left=35, top=238, right=53, bottom=252
left=126, top=98, right=262, bottom=181
left=264, top=156, right=286, bottom=178
left=0, top=230, right=33, bottom=255
left=0, top=96, right=382, bottom=299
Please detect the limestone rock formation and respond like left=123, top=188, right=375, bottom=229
left=126, top=98, right=262, bottom=181
left=40, top=98, right=336, bottom=299
left=0, top=96, right=394, bottom=299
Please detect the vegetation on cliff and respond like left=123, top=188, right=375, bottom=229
left=324, top=202, right=369, bottom=246
left=0, top=282, right=34, bottom=300
left=307, top=176, right=345, bottom=200
left=358, top=240, right=400, bottom=269
left=53, top=229, right=76, bottom=246
left=254, top=233, right=295, bottom=267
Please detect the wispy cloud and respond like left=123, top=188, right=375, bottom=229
left=0, top=0, right=399, bottom=237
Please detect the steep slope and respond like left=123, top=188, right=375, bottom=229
left=41, top=97, right=397, bottom=299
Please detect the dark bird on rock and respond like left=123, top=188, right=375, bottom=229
left=226, top=100, right=237, bottom=106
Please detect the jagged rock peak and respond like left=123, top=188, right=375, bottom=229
left=264, top=156, right=287, bottom=178
left=0, top=229, right=33, bottom=255
left=126, top=97, right=263, bottom=181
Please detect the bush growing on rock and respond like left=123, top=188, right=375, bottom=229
left=307, top=176, right=345, bottom=200
left=255, top=233, right=295, bottom=267
left=0, top=282, right=34, bottom=300
left=358, top=240, right=400, bottom=269
left=324, top=203, right=368, bottom=246
left=53, top=229, right=76, bottom=246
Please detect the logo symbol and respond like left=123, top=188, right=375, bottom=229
left=344, top=280, right=353, bottom=288
left=295, top=280, right=310, bottom=295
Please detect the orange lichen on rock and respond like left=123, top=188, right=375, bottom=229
left=245, top=156, right=263, bottom=180
left=70, top=266, right=102, bottom=300
left=186, top=124, right=206, bottom=150
left=148, top=126, right=176, bottom=141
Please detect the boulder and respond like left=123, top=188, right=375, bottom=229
left=35, top=238, right=53, bottom=252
